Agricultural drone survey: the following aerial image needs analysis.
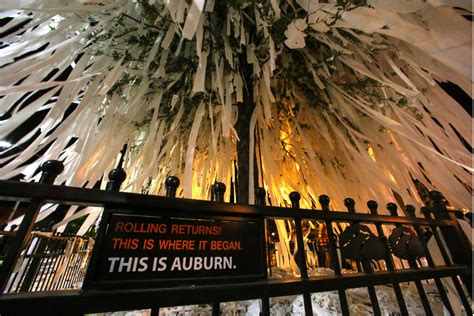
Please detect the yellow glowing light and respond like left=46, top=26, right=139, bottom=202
left=388, top=173, right=397, bottom=184
left=367, top=144, right=376, bottom=162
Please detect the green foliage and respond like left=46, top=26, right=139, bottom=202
left=63, top=215, right=88, bottom=235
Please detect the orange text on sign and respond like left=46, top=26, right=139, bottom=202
left=171, top=224, right=221, bottom=235
left=114, top=222, right=167, bottom=234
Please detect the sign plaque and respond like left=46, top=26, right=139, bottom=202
left=84, top=213, right=265, bottom=288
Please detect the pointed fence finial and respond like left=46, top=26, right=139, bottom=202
left=105, top=145, right=128, bottom=192
left=117, top=143, right=128, bottom=169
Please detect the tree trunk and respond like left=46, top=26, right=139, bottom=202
left=235, top=102, right=253, bottom=204
left=235, top=3, right=257, bottom=205
left=235, top=56, right=255, bottom=204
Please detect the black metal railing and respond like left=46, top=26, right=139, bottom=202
left=1, top=232, right=92, bottom=293
left=0, top=160, right=471, bottom=316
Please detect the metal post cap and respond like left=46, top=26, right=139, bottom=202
left=108, top=168, right=127, bottom=183
left=165, top=176, right=180, bottom=189
left=429, top=191, right=444, bottom=204
left=367, top=200, right=378, bottom=215
left=405, top=205, right=416, bottom=217
left=289, top=191, right=301, bottom=202
left=318, top=195, right=330, bottom=210
left=255, top=187, right=266, bottom=206
left=420, top=207, right=429, bottom=215
left=344, top=198, right=355, bottom=213
left=386, top=203, right=398, bottom=216
left=255, top=187, right=266, bottom=198
left=40, top=160, right=64, bottom=176
left=289, top=191, right=301, bottom=209
left=213, top=182, right=226, bottom=193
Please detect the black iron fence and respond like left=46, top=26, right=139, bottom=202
left=0, top=231, right=92, bottom=293
left=0, top=160, right=471, bottom=315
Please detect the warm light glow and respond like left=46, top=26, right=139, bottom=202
left=389, top=173, right=396, bottom=183
left=367, top=144, right=376, bottom=162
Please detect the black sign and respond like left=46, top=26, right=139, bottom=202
left=87, top=213, right=264, bottom=287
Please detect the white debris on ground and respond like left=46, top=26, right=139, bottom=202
left=88, top=268, right=460, bottom=316
left=159, top=305, right=212, bottom=316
